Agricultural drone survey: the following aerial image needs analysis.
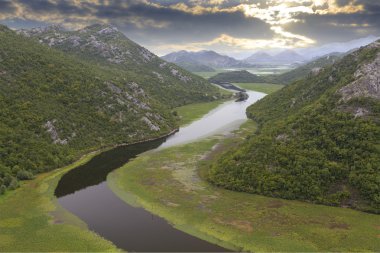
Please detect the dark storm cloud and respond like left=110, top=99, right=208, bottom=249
left=113, top=4, right=273, bottom=44
left=0, top=0, right=378, bottom=53
left=0, top=0, right=16, bottom=14
left=0, top=0, right=273, bottom=44
left=286, top=1, right=380, bottom=44
left=14, top=0, right=91, bottom=15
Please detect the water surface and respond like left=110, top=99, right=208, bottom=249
left=55, top=90, right=265, bottom=252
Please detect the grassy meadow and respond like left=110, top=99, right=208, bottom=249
left=0, top=152, right=119, bottom=252
left=235, top=83, right=284, bottom=93
left=175, top=100, right=228, bottom=126
left=108, top=120, right=380, bottom=252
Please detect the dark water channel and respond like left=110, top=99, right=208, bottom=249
left=55, top=91, right=265, bottom=252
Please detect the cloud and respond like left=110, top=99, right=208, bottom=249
left=0, top=0, right=378, bottom=55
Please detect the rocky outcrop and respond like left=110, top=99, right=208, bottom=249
left=44, top=120, right=68, bottom=145
left=339, top=47, right=380, bottom=102
left=169, top=66, right=192, bottom=82
left=235, top=91, right=249, bottom=102
left=141, top=117, right=160, bottom=131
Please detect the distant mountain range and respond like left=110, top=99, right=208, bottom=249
left=0, top=24, right=223, bottom=195
left=297, top=35, right=379, bottom=60
left=244, top=50, right=306, bottom=65
left=207, top=52, right=343, bottom=84
left=162, top=50, right=252, bottom=69
left=162, top=49, right=308, bottom=68
left=162, top=36, right=379, bottom=69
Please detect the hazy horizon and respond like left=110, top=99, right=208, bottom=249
left=1, top=0, right=379, bottom=58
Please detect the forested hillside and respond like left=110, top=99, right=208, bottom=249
left=267, top=53, right=342, bottom=84
left=19, top=24, right=222, bottom=107
left=208, top=41, right=380, bottom=213
left=209, top=70, right=266, bottom=83
left=0, top=25, right=222, bottom=194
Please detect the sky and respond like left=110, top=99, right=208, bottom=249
left=0, top=0, right=379, bottom=56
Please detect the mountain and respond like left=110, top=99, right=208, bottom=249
left=19, top=24, right=222, bottom=107
left=274, top=49, right=305, bottom=64
left=244, top=49, right=306, bottom=65
left=244, top=51, right=275, bottom=64
left=0, top=24, right=223, bottom=195
left=208, top=40, right=380, bottom=213
left=268, top=52, right=343, bottom=84
left=297, top=35, right=379, bottom=60
left=162, top=50, right=252, bottom=69
left=169, top=60, right=215, bottom=72
left=208, top=70, right=266, bottom=83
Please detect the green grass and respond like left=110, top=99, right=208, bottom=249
left=175, top=100, right=227, bottom=126
left=108, top=120, right=380, bottom=252
left=193, top=69, right=228, bottom=79
left=234, top=83, right=284, bottom=94
left=0, top=152, right=119, bottom=252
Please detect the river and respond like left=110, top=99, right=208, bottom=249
left=55, top=90, right=265, bottom=252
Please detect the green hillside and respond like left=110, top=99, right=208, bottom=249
left=267, top=54, right=342, bottom=84
left=172, top=61, right=216, bottom=72
left=209, top=70, right=266, bottom=83
left=20, top=24, right=222, bottom=107
left=208, top=41, right=380, bottom=213
left=0, top=24, right=221, bottom=195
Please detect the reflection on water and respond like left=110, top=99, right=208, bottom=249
left=160, top=91, right=265, bottom=149
left=55, top=138, right=165, bottom=197
left=55, top=91, right=265, bottom=252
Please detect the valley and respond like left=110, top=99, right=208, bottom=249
left=0, top=5, right=379, bottom=251
left=108, top=84, right=380, bottom=252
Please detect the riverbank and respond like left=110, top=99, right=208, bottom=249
left=175, top=99, right=230, bottom=126
left=234, top=82, right=284, bottom=94
left=108, top=120, right=380, bottom=252
left=0, top=93, right=232, bottom=251
left=0, top=151, right=119, bottom=251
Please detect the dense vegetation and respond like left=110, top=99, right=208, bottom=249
left=170, top=61, right=215, bottom=72
left=0, top=24, right=222, bottom=195
left=209, top=70, right=266, bottom=83
left=208, top=54, right=342, bottom=85
left=21, top=24, right=223, bottom=108
left=208, top=42, right=380, bottom=213
left=266, top=53, right=342, bottom=84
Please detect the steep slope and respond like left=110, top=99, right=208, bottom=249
left=162, top=50, right=251, bottom=68
left=244, top=50, right=305, bottom=65
left=171, top=60, right=215, bottom=72
left=268, top=53, right=343, bottom=84
left=297, top=35, right=379, bottom=59
left=208, top=41, right=380, bottom=213
left=208, top=70, right=266, bottom=83
left=19, top=24, right=222, bottom=107
left=274, top=49, right=305, bottom=64
left=244, top=51, right=275, bottom=64
left=0, top=24, right=216, bottom=195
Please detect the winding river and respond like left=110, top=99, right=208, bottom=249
left=55, top=90, right=265, bottom=252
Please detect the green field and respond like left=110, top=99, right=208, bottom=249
left=235, top=83, right=284, bottom=93
left=0, top=152, right=119, bottom=252
left=193, top=69, right=227, bottom=78
left=108, top=120, right=380, bottom=252
left=193, top=66, right=293, bottom=79
left=175, top=100, right=228, bottom=126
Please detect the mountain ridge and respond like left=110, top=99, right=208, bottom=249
left=162, top=50, right=252, bottom=68
left=208, top=40, right=380, bottom=213
left=19, top=24, right=223, bottom=108
left=0, top=24, right=224, bottom=195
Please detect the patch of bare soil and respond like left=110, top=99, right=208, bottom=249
left=214, top=217, right=253, bottom=233
left=329, top=222, right=350, bottom=230
left=266, top=200, right=285, bottom=208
